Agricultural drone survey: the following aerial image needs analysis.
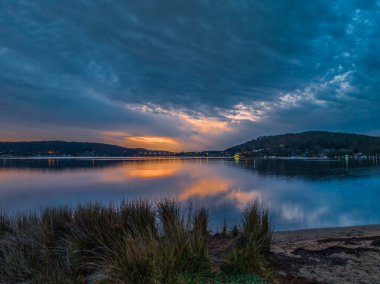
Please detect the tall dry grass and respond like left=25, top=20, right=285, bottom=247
left=0, top=200, right=272, bottom=283
left=0, top=200, right=211, bottom=283
left=221, top=203, right=273, bottom=278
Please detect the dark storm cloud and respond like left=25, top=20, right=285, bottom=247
left=0, top=0, right=380, bottom=149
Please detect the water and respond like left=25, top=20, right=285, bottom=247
left=1, top=157, right=380, bottom=231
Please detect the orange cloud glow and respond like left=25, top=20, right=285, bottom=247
left=178, top=114, right=231, bottom=135
left=124, top=136, right=184, bottom=151
left=127, top=136, right=177, bottom=144
left=102, top=131, right=185, bottom=151
left=123, top=103, right=235, bottom=150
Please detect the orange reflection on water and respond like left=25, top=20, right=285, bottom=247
left=100, top=160, right=184, bottom=182
left=127, top=168, right=178, bottom=179
left=0, top=166, right=41, bottom=182
left=179, top=178, right=232, bottom=201
left=48, top=159, right=58, bottom=167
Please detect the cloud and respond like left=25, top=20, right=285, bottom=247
left=1, top=0, right=380, bottom=150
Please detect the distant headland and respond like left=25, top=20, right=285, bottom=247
left=224, top=131, right=380, bottom=158
left=1, top=131, right=380, bottom=158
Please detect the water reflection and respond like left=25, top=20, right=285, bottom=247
left=233, top=158, right=380, bottom=180
left=0, top=158, right=379, bottom=231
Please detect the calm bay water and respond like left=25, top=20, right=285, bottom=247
left=1, top=157, right=380, bottom=231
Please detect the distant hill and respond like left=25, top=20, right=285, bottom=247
left=225, top=131, right=380, bottom=157
left=0, top=141, right=172, bottom=157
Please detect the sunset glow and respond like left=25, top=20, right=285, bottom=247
left=1, top=1, right=379, bottom=150
left=102, top=131, right=184, bottom=151
left=125, top=136, right=181, bottom=151
left=2, top=2, right=380, bottom=282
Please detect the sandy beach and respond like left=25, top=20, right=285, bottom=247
left=271, top=224, right=380, bottom=284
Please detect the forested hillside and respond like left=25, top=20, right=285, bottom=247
left=225, top=131, right=380, bottom=157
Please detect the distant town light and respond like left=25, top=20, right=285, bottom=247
left=234, top=153, right=240, bottom=162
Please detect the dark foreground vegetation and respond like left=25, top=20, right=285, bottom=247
left=0, top=201, right=272, bottom=283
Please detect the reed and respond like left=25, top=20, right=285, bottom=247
left=0, top=200, right=272, bottom=283
left=221, top=203, right=273, bottom=279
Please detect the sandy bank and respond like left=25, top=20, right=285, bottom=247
left=271, top=224, right=380, bottom=283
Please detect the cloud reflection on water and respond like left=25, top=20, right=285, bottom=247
left=0, top=158, right=380, bottom=230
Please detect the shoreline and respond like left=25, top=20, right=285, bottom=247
left=275, top=223, right=380, bottom=235
left=271, top=224, right=380, bottom=283
left=1, top=155, right=374, bottom=160
left=1, top=198, right=379, bottom=283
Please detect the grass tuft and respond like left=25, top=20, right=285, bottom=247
left=221, top=203, right=273, bottom=279
left=0, top=200, right=272, bottom=283
left=0, top=213, right=11, bottom=236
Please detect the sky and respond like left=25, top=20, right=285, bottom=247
left=1, top=0, right=380, bottom=151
